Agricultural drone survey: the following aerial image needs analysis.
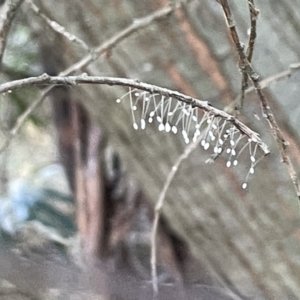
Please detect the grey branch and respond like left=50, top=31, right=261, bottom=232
left=219, top=0, right=300, bottom=200
left=0, top=3, right=177, bottom=154
left=151, top=133, right=203, bottom=298
left=0, top=0, right=25, bottom=66
left=0, top=74, right=269, bottom=155
left=26, top=0, right=91, bottom=52
left=61, top=5, right=175, bottom=76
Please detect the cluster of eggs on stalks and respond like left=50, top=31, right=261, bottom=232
left=116, top=89, right=264, bottom=189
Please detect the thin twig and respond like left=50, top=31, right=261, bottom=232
left=0, top=0, right=25, bottom=66
left=246, top=0, right=259, bottom=62
left=226, top=62, right=300, bottom=113
left=0, top=74, right=270, bottom=155
left=26, top=0, right=91, bottom=52
left=235, top=0, right=259, bottom=113
left=218, top=0, right=300, bottom=199
left=150, top=132, right=203, bottom=299
left=0, top=85, right=52, bottom=153
left=0, top=4, right=177, bottom=153
left=10, top=86, right=51, bottom=136
left=61, top=5, right=175, bottom=76
left=246, top=62, right=300, bottom=93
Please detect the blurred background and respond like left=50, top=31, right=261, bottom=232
left=0, top=0, right=300, bottom=299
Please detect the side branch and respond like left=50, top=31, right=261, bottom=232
left=246, top=0, right=259, bottom=62
left=236, top=0, right=259, bottom=112
left=26, top=0, right=90, bottom=52
left=0, top=0, right=25, bottom=66
left=0, top=3, right=178, bottom=153
left=0, top=74, right=269, bottom=154
left=151, top=133, right=203, bottom=297
left=246, top=63, right=300, bottom=94
left=61, top=5, right=175, bottom=76
left=218, top=0, right=300, bottom=199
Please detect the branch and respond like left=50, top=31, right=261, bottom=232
left=150, top=133, right=203, bottom=298
left=0, top=0, right=25, bottom=66
left=0, top=74, right=270, bottom=155
left=226, top=62, right=300, bottom=114
left=26, top=0, right=91, bottom=52
left=61, top=5, right=175, bottom=76
left=245, top=0, right=259, bottom=63
left=246, top=62, right=300, bottom=93
left=218, top=0, right=300, bottom=199
left=235, top=0, right=259, bottom=113
left=0, top=3, right=177, bottom=152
